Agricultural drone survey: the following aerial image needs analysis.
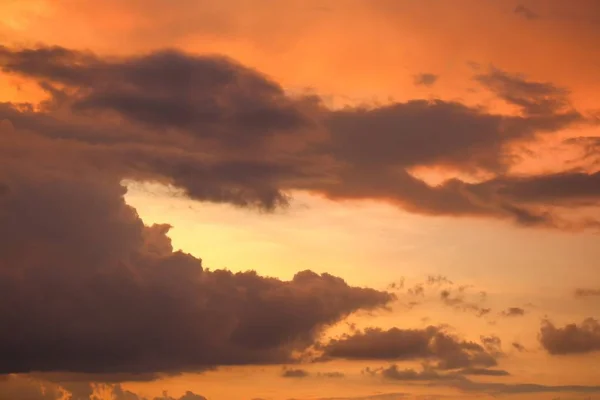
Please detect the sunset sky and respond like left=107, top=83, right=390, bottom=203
left=1, top=1, right=600, bottom=399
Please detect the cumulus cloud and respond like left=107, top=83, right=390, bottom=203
left=539, top=318, right=600, bottom=355
left=0, top=45, right=597, bottom=230
left=0, top=167, right=393, bottom=376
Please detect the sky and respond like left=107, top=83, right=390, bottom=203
left=1, top=1, right=600, bottom=399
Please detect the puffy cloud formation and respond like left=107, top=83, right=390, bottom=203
left=320, top=326, right=498, bottom=370
left=0, top=167, right=393, bottom=375
left=539, top=318, right=600, bottom=355
left=0, top=45, right=598, bottom=230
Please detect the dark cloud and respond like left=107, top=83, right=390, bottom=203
left=458, top=367, right=509, bottom=376
left=282, top=368, right=310, bottom=378
left=511, top=342, right=527, bottom=352
left=539, top=318, right=600, bottom=355
left=380, top=365, right=463, bottom=382
left=373, top=364, right=600, bottom=396
left=112, top=385, right=208, bottom=400
left=0, top=46, right=313, bottom=142
left=321, top=96, right=576, bottom=174
left=320, top=327, right=498, bottom=370
left=514, top=5, right=539, bottom=20
left=474, top=68, right=575, bottom=117
left=500, top=307, right=526, bottom=317
left=413, top=73, right=439, bottom=87
left=439, top=289, right=491, bottom=318
left=379, top=364, right=509, bottom=380
left=480, top=335, right=503, bottom=357
left=317, top=371, right=345, bottom=378
left=0, top=45, right=596, bottom=230
left=574, top=288, right=600, bottom=298
left=0, top=45, right=593, bottom=228
left=0, top=168, right=393, bottom=376
left=451, top=380, right=600, bottom=395
left=426, top=275, right=453, bottom=286
left=316, top=393, right=408, bottom=400
left=0, top=377, right=208, bottom=400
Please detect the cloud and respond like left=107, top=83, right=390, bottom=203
left=439, top=288, right=491, bottom=318
left=413, top=74, right=439, bottom=87
left=539, top=318, right=600, bottom=355
left=480, top=335, right=503, bottom=357
left=315, top=393, right=409, bottom=400
left=514, top=5, right=539, bottom=20
left=317, top=371, right=345, bottom=378
left=574, top=288, right=600, bottom=298
left=0, top=168, right=393, bottom=376
left=475, top=68, right=577, bottom=117
left=500, top=307, right=526, bottom=317
left=282, top=369, right=310, bottom=378
left=0, top=44, right=597, bottom=235
left=0, top=377, right=209, bottom=400
left=112, top=385, right=208, bottom=400
left=457, top=368, right=509, bottom=376
left=381, top=365, right=463, bottom=382
left=0, top=375, right=63, bottom=400
left=320, top=327, right=498, bottom=370
left=374, top=364, right=600, bottom=396
left=379, top=364, right=509, bottom=380
left=511, top=342, right=527, bottom=352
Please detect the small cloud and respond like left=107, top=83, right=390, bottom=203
left=413, top=73, right=439, bottom=87
left=282, top=368, right=310, bottom=378
left=512, top=342, right=527, bottom=352
left=514, top=4, right=539, bottom=20
left=318, top=371, right=345, bottom=378
left=459, top=368, right=510, bottom=376
left=575, top=288, right=600, bottom=298
left=500, top=307, right=526, bottom=317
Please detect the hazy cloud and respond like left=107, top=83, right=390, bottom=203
left=574, top=288, right=600, bottom=298
left=514, top=5, right=539, bottom=20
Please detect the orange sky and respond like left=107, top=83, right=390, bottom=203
left=1, top=1, right=600, bottom=400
